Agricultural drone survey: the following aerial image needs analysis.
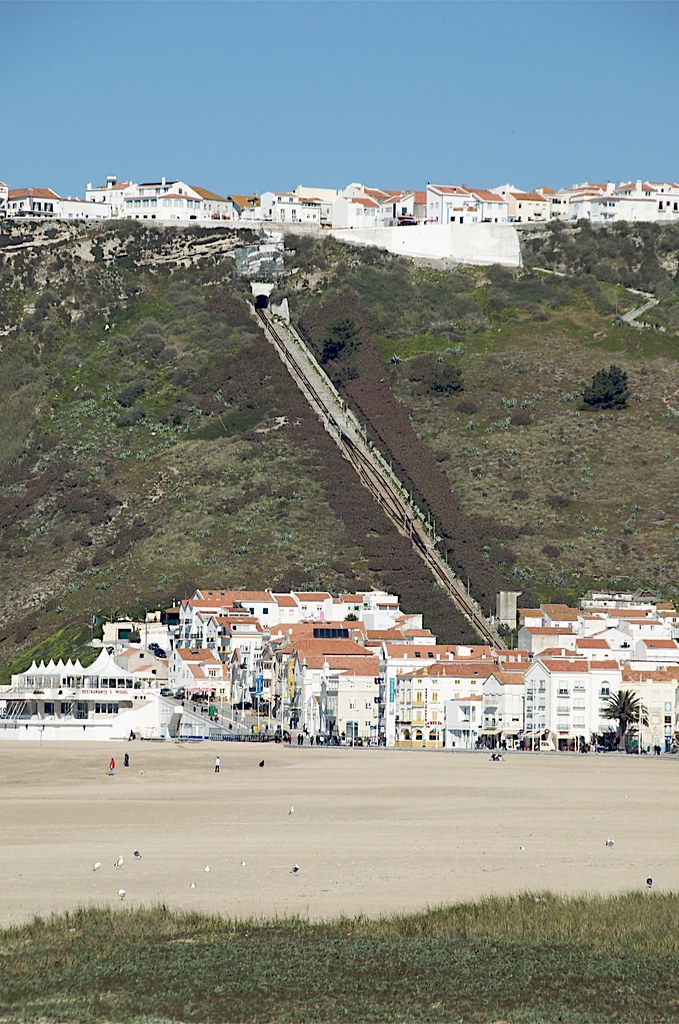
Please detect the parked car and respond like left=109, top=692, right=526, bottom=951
left=159, top=687, right=173, bottom=698
left=149, top=643, right=167, bottom=658
left=174, top=688, right=186, bottom=701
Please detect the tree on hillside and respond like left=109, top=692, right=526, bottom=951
left=582, top=364, right=629, bottom=410
left=320, top=317, right=358, bottom=364
left=602, top=689, right=648, bottom=750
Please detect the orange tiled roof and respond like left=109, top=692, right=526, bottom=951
left=188, top=185, right=230, bottom=202
left=9, top=187, right=60, bottom=200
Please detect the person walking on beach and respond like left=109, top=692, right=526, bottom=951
left=108, top=756, right=115, bottom=776
left=124, top=752, right=130, bottom=768
left=214, top=756, right=220, bottom=773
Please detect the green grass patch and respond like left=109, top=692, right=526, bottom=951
left=375, top=331, right=459, bottom=361
left=0, top=622, right=96, bottom=686
left=1, top=893, right=678, bottom=1022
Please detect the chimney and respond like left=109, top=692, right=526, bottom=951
left=606, top=181, right=615, bottom=194
left=87, top=182, right=93, bottom=191
left=107, top=175, right=117, bottom=187
left=161, top=176, right=166, bottom=186
left=636, top=179, right=642, bottom=192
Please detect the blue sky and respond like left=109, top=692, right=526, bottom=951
left=3, top=0, right=678, bottom=197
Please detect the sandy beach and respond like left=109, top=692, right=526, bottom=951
left=0, top=741, right=677, bottom=927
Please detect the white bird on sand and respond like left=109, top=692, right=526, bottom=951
left=93, top=862, right=102, bottom=872
left=114, top=856, right=124, bottom=869
left=204, top=865, right=210, bottom=873
left=605, top=838, right=615, bottom=847
left=133, top=850, right=142, bottom=859
left=289, top=806, right=294, bottom=815
left=519, top=846, right=525, bottom=851
left=241, top=861, right=247, bottom=867
left=291, top=864, right=300, bottom=874
left=118, top=889, right=126, bottom=900
left=189, top=881, right=197, bottom=889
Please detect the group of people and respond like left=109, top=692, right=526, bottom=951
left=107, top=753, right=130, bottom=775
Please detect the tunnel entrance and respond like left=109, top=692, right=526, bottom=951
left=255, top=293, right=269, bottom=310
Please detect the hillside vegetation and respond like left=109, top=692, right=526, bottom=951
left=1, top=220, right=678, bottom=677
left=284, top=224, right=679, bottom=610
left=0, top=221, right=473, bottom=681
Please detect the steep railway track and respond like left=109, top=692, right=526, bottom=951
left=255, top=307, right=505, bottom=648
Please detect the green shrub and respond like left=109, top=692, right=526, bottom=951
left=583, top=364, right=629, bottom=410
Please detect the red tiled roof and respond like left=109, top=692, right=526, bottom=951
left=9, top=187, right=60, bottom=200
left=468, top=188, right=508, bottom=203
left=349, top=197, right=378, bottom=208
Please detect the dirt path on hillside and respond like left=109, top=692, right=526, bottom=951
left=0, top=742, right=676, bottom=927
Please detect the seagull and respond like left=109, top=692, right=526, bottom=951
left=93, top=862, right=102, bottom=872
left=605, top=838, right=615, bottom=847
left=118, top=889, right=126, bottom=900
left=204, top=865, right=210, bottom=873
left=646, top=877, right=653, bottom=889
left=259, top=760, right=265, bottom=768
left=114, top=856, right=124, bottom=869
left=133, top=850, right=142, bottom=859
left=289, top=806, right=294, bottom=815
left=189, top=881, right=197, bottom=889
left=291, top=864, right=300, bottom=874
left=241, top=861, right=247, bottom=867
left=519, top=846, right=525, bottom=851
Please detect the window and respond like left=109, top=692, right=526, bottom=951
left=349, top=701, right=356, bottom=710
left=365, top=701, right=372, bottom=710
left=432, top=691, right=439, bottom=703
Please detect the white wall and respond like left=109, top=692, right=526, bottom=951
left=329, top=223, right=521, bottom=267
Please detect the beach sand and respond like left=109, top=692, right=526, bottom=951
left=1, top=741, right=677, bottom=927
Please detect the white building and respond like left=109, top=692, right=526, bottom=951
left=85, top=176, right=135, bottom=214
left=294, top=185, right=339, bottom=225
left=524, top=657, right=622, bottom=750
left=0, top=181, right=8, bottom=218
left=120, top=179, right=235, bottom=223
left=7, top=187, right=60, bottom=217
left=56, top=197, right=112, bottom=220
left=426, top=185, right=508, bottom=225
left=376, top=190, right=427, bottom=226
left=492, top=185, right=548, bottom=222
left=332, top=194, right=380, bottom=229
left=482, top=668, right=526, bottom=747
left=259, top=192, right=322, bottom=226
left=1, top=649, right=169, bottom=741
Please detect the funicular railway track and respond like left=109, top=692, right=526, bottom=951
left=255, top=307, right=505, bottom=648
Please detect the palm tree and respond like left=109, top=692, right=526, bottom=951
left=602, top=689, right=648, bottom=750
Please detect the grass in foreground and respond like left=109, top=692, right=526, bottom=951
left=1, top=893, right=678, bottom=1023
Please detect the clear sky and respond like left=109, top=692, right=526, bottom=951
left=3, top=0, right=678, bottom=198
